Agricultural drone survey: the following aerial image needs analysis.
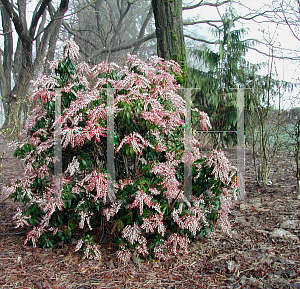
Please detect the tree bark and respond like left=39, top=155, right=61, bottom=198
left=151, top=0, right=187, bottom=84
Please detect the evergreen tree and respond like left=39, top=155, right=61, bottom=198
left=188, top=10, right=255, bottom=147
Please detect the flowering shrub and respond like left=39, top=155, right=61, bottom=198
left=5, top=39, right=236, bottom=263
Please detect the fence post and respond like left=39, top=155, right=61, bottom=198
left=54, top=88, right=62, bottom=199
left=184, top=88, right=192, bottom=200
left=107, top=88, right=116, bottom=203
left=236, top=88, right=245, bottom=200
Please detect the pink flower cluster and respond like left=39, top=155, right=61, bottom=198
left=206, top=149, right=237, bottom=186
left=153, top=233, right=190, bottom=261
left=115, top=132, right=155, bottom=155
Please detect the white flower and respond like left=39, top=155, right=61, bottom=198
left=48, top=60, right=59, bottom=70
left=24, top=226, right=44, bottom=248
left=206, top=149, right=236, bottom=186
left=37, top=164, right=49, bottom=179
left=62, top=38, right=80, bottom=59
left=83, top=244, right=102, bottom=260
left=13, top=207, right=30, bottom=228
left=65, top=157, right=80, bottom=176
left=129, top=190, right=161, bottom=216
left=102, top=202, right=122, bottom=221
left=78, top=210, right=92, bottom=230
left=199, top=111, right=212, bottom=131
left=85, top=170, right=108, bottom=203
left=74, top=239, right=83, bottom=252
left=77, top=61, right=92, bottom=75
left=36, top=139, right=53, bottom=154
left=141, top=213, right=165, bottom=236
left=116, top=247, right=132, bottom=264
left=122, top=223, right=141, bottom=245
left=181, top=215, right=201, bottom=236
left=32, top=75, right=58, bottom=89
left=168, top=233, right=190, bottom=255
left=153, top=241, right=172, bottom=262
left=115, top=132, right=154, bottom=155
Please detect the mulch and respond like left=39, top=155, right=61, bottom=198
left=0, top=137, right=300, bottom=289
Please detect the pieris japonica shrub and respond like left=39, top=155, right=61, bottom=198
left=5, top=39, right=236, bottom=263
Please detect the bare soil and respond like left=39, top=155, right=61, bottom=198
left=0, top=139, right=299, bottom=289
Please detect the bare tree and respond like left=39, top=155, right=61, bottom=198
left=61, top=0, right=156, bottom=64
left=246, top=53, right=293, bottom=186
left=0, top=0, right=70, bottom=134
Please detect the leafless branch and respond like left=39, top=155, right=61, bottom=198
left=248, top=46, right=300, bottom=61
left=63, top=0, right=99, bottom=18
left=133, top=5, right=153, bottom=53
left=62, top=21, right=98, bottom=50
left=254, top=38, right=300, bottom=54
left=29, top=0, right=51, bottom=38
left=184, top=19, right=223, bottom=26
left=0, top=30, right=13, bottom=35
left=89, top=32, right=156, bottom=61
left=281, top=3, right=300, bottom=42
left=183, top=0, right=230, bottom=10
left=184, top=34, right=219, bottom=45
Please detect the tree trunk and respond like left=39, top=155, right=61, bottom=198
left=0, top=4, right=12, bottom=129
left=151, top=0, right=187, bottom=85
